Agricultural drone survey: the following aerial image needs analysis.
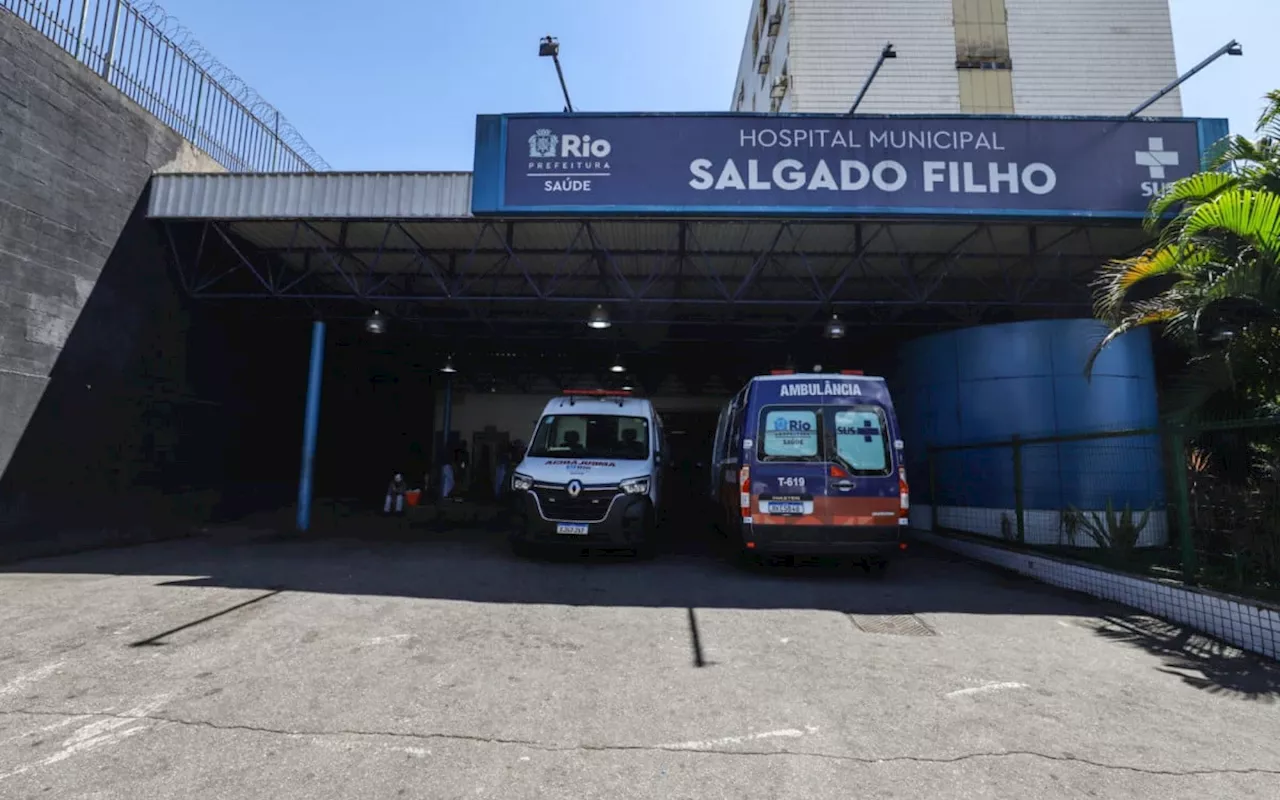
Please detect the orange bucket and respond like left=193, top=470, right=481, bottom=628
left=405, top=489, right=421, bottom=507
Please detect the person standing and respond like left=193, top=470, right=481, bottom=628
left=494, top=447, right=510, bottom=501
left=440, top=460, right=455, bottom=501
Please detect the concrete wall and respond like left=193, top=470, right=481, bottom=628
left=0, top=7, right=223, bottom=484
left=0, top=193, right=305, bottom=550
left=0, top=8, right=266, bottom=559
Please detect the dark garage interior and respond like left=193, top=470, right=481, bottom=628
left=0, top=200, right=1174, bottom=561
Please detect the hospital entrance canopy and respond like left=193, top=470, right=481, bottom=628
left=148, top=112, right=1228, bottom=354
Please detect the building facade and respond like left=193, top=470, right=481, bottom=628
left=732, top=0, right=1183, bottom=117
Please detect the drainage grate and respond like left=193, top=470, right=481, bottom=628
left=848, top=613, right=938, bottom=637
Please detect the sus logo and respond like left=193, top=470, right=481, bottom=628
left=1137, top=136, right=1181, bottom=198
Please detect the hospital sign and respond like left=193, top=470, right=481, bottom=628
left=471, top=113, right=1226, bottom=218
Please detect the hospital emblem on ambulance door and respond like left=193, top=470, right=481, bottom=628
left=528, top=129, right=559, bottom=158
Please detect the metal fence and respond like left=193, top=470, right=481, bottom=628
left=3, top=0, right=330, bottom=172
left=924, top=416, right=1280, bottom=603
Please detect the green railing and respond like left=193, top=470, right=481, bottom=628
left=924, top=416, right=1280, bottom=603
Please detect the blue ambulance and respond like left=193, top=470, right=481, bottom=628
left=710, top=371, right=909, bottom=567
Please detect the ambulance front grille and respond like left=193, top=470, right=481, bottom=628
left=532, top=485, right=619, bottom=523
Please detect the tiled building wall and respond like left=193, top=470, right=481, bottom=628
left=730, top=0, right=1182, bottom=117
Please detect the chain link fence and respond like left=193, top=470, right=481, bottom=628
left=4, top=0, right=330, bottom=172
left=925, top=416, right=1280, bottom=603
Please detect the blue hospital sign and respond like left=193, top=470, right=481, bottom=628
left=471, top=113, right=1222, bottom=218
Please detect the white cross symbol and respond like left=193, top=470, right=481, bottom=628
left=1135, top=137, right=1180, bottom=180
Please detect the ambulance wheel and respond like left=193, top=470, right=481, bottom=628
left=633, top=508, right=658, bottom=559
left=734, top=546, right=766, bottom=572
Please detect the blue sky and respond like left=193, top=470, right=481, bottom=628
left=154, top=0, right=1278, bottom=172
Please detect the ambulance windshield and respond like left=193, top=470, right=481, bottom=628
left=527, top=415, right=650, bottom=460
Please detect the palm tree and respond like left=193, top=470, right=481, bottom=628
left=1087, top=91, right=1280, bottom=420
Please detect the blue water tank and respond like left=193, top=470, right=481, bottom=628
left=893, top=319, right=1165, bottom=519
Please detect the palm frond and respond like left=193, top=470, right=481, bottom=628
left=1257, top=90, right=1280, bottom=136
left=1212, top=135, right=1277, bottom=170
left=1198, top=260, right=1279, bottom=309
left=1082, top=305, right=1178, bottom=378
left=1146, top=170, right=1233, bottom=221
left=1181, top=189, right=1280, bottom=264
left=1090, top=246, right=1214, bottom=321
left=1147, top=171, right=1239, bottom=226
left=1085, top=93, right=1280, bottom=420
left=1161, top=352, right=1240, bottom=418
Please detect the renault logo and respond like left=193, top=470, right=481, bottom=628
left=567, top=480, right=583, bottom=498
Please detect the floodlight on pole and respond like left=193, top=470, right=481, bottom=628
left=539, top=35, right=575, bottom=113
left=1128, top=40, right=1243, bottom=118
left=848, top=43, right=896, bottom=116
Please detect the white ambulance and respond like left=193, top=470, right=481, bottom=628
left=508, top=390, right=665, bottom=557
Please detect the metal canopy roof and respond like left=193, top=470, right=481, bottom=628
left=149, top=173, right=475, bottom=219
left=148, top=172, right=1151, bottom=390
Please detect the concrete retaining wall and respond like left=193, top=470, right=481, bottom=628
left=0, top=6, right=223, bottom=482
left=0, top=9, right=313, bottom=561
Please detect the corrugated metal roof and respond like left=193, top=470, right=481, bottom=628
left=147, top=172, right=474, bottom=219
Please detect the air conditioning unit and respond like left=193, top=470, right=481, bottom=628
left=757, top=54, right=771, bottom=74
left=770, top=75, right=789, bottom=99
left=768, top=10, right=783, bottom=36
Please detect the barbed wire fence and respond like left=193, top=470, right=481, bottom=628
left=3, top=0, right=330, bottom=172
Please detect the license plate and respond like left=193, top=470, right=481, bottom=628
left=555, top=523, right=589, bottom=535
left=764, top=501, right=807, bottom=516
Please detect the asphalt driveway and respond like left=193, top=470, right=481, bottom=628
left=0, top=528, right=1277, bottom=799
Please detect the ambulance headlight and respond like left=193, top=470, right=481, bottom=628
left=511, top=473, right=534, bottom=492
left=620, top=477, right=650, bottom=496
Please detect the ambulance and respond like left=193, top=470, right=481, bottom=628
left=508, top=390, right=664, bottom=556
left=710, top=371, right=908, bottom=568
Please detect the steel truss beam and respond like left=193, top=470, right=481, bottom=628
left=161, top=218, right=1112, bottom=318
left=157, top=216, right=1142, bottom=392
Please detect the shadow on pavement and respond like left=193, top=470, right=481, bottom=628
left=0, top=517, right=1130, bottom=618
left=4, top=516, right=1277, bottom=695
left=1089, top=614, right=1280, bottom=701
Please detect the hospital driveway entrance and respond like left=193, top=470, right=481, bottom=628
left=0, top=532, right=1276, bottom=798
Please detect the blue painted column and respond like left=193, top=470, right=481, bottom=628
left=438, top=374, right=453, bottom=499
left=295, top=321, right=326, bottom=532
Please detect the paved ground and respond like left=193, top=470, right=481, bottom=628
left=0, top=526, right=1277, bottom=799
